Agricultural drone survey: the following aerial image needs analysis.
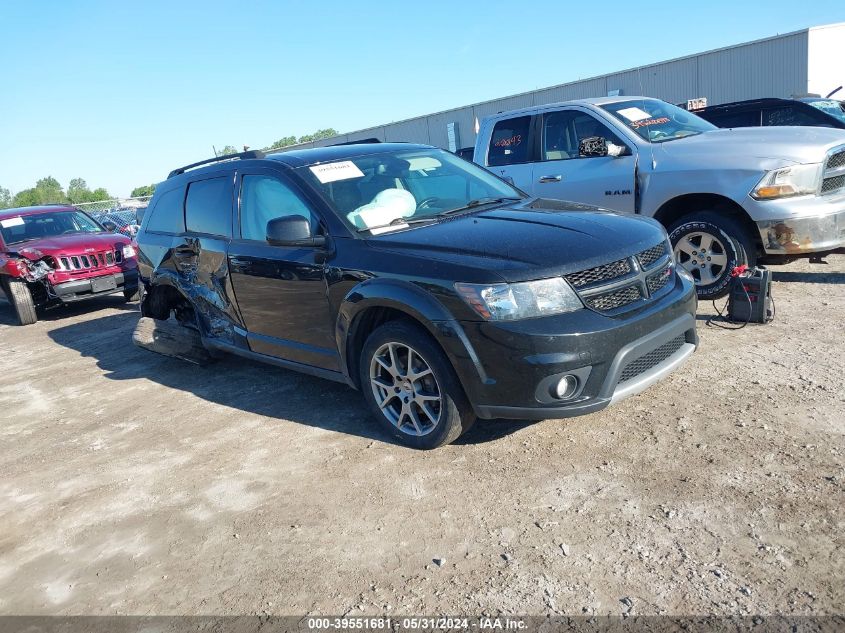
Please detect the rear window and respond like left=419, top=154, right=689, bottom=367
left=185, top=177, right=233, bottom=238
left=488, top=116, right=531, bottom=166
left=703, top=109, right=761, bottom=128
left=145, top=188, right=185, bottom=234
left=763, top=106, right=831, bottom=127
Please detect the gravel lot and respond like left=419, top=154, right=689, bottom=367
left=1, top=256, right=843, bottom=617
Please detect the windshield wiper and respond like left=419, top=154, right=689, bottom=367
left=438, top=197, right=522, bottom=217
left=356, top=216, right=438, bottom=233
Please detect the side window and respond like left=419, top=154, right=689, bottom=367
left=705, top=109, right=761, bottom=128
left=185, top=177, right=233, bottom=238
left=488, top=116, right=531, bottom=167
left=543, top=111, right=625, bottom=160
left=764, top=106, right=830, bottom=127
left=240, top=175, right=316, bottom=242
left=145, top=188, right=185, bottom=234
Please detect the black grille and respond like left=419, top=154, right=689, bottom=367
left=637, top=242, right=667, bottom=268
left=821, top=175, right=845, bottom=194
left=826, top=150, right=845, bottom=171
left=617, top=335, right=686, bottom=385
left=566, top=258, right=631, bottom=288
left=586, top=285, right=643, bottom=312
left=647, top=266, right=673, bottom=294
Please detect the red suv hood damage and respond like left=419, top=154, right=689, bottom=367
left=13, top=233, right=132, bottom=259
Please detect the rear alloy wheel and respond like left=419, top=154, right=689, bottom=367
left=360, top=320, right=475, bottom=449
left=6, top=279, right=38, bottom=326
left=668, top=213, right=754, bottom=299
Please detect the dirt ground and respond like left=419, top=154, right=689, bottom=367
left=0, top=257, right=843, bottom=617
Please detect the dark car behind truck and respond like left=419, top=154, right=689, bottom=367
left=135, top=144, right=698, bottom=448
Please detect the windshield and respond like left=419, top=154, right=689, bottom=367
left=0, top=210, right=104, bottom=245
left=298, top=148, right=524, bottom=233
left=602, top=98, right=716, bottom=143
left=805, top=99, right=845, bottom=125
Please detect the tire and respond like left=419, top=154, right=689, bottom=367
left=6, top=279, right=38, bottom=326
left=359, top=319, right=476, bottom=449
left=123, top=288, right=139, bottom=302
left=667, top=212, right=755, bottom=299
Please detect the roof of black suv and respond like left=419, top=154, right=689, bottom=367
left=266, top=142, right=432, bottom=167
left=164, top=143, right=435, bottom=182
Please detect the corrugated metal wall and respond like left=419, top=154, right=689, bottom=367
left=282, top=29, right=811, bottom=153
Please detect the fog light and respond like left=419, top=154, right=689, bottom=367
left=552, top=375, right=579, bottom=400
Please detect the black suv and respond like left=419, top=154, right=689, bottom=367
left=135, top=144, right=698, bottom=448
left=692, top=97, right=845, bottom=129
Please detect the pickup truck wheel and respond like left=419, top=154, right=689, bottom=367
left=6, top=279, right=38, bottom=326
left=360, top=320, right=476, bottom=449
left=668, top=213, right=754, bottom=299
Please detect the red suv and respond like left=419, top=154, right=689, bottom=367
left=0, top=205, right=139, bottom=325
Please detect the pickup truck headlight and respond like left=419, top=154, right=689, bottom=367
left=455, top=278, right=582, bottom=320
left=751, top=164, right=821, bottom=199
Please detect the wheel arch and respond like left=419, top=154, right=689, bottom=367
left=337, top=279, right=477, bottom=391
left=653, top=193, right=762, bottom=253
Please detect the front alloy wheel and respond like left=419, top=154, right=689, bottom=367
left=370, top=342, right=442, bottom=436
left=360, top=320, right=475, bottom=449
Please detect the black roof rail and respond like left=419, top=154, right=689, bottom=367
left=167, top=150, right=266, bottom=179
left=329, top=138, right=381, bottom=146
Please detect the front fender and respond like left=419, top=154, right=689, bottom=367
left=336, top=278, right=490, bottom=390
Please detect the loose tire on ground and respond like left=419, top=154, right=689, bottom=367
left=6, top=279, right=38, bottom=326
left=132, top=316, right=213, bottom=365
left=359, top=319, right=476, bottom=449
left=668, top=212, right=755, bottom=299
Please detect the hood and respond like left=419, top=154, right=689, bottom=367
left=9, top=232, right=131, bottom=258
left=367, top=199, right=667, bottom=283
left=658, top=126, right=845, bottom=165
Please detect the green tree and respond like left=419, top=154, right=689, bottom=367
left=269, top=135, right=297, bottom=149
left=0, top=186, right=11, bottom=209
left=67, top=178, right=91, bottom=204
left=297, top=128, right=339, bottom=144
left=12, top=189, right=40, bottom=207
left=216, top=145, right=239, bottom=156
left=34, top=176, right=66, bottom=204
left=90, top=187, right=110, bottom=202
left=131, top=184, right=156, bottom=198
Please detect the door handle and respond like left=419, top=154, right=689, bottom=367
left=538, top=175, right=562, bottom=183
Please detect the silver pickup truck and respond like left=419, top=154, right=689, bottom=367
left=473, top=96, right=845, bottom=297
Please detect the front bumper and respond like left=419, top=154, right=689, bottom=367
left=52, top=270, right=139, bottom=303
left=748, top=198, right=845, bottom=255
left=435, top=272, right=699, bottom=421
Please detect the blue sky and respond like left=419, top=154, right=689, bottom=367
left=1, top=0, right=843, bottom=197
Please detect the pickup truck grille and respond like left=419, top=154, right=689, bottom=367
left=58, top=250, right=123, bottom=271
left=566, top=240, right=673, bottom=315
left=826, top=150, right=845, bottom=171
left=821, top=148, right=845, bottom=196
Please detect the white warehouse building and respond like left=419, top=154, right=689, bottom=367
left=286, top=23, right=845, bottom=153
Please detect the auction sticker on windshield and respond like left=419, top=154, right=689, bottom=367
left=309, top=161, right=365, bottom=184
left=616, top=107, right=652, bottom=122
left=0, top=217, right=25, bottom=228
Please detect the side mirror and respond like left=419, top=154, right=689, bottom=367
left=266, top=215, right=326, bottom=247
left=135, top=208, right=146, bottom=225
left=101, top=220, right=118, bottom=232
left=579, top=136, right=609, bottom=158
left=579, top=136, right=630, bottom=158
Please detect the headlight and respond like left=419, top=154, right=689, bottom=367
left=751, top=164, right=821, bottom=199
left=455, top=277, right=582, bottom=320
left=122, top=245, right=136, bottom=258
